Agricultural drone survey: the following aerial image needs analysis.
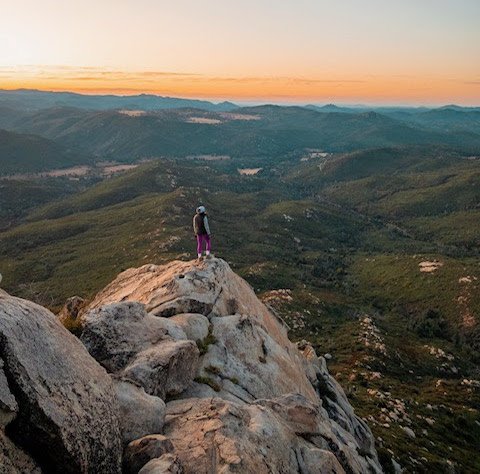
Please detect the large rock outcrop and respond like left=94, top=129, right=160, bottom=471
left=81, top=258, right=382, bottom=473
left=80, top=302, right=199, bottom=400
left=0, top=289, right=122, bottom=473
left=164, top=395, right=353, bottom=474
left=87, top=259, right=288, bottom=345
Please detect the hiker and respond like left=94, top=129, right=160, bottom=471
left=193, top=205, right=212, bottom=258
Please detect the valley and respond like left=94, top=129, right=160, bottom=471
left=0, top=90, right=479, bottom=473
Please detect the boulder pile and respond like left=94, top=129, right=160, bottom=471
left=0, top=258, right=382, bottom=473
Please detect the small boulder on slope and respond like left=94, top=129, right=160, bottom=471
left=138, top=454, right=183, bottom=474
left=169, top=313, right=210, bottom=342
left=123, top=434, right=175, bottom=474
left=114, top=379, right=166, bottom=446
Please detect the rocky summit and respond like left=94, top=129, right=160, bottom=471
left=0, top=257, right=381, bottom=473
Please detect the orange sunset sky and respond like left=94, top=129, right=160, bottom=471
left=1, top=0, right=479, bottom=105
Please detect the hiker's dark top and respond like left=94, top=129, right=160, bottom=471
left=193, top=213, right=210, bottom=236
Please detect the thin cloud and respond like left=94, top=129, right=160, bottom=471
left=199, top=76, right=367, bottom=85
left=0, top=65, right=200, bottom=79
left=0, top=66, right=367, bottom=86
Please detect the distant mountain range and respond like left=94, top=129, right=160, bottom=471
left=305, top=103, right=480, bottom=114
left=1, top=96, right=479, bottom=173
left=1, top=89, right=478, bottom=115
left=0, top=89, right=238, bottom=112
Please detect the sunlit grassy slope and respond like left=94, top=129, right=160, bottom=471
left=0, top=145, right=479, bottom=471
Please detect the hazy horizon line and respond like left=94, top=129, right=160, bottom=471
left=1, top=87, right=479, bottom=109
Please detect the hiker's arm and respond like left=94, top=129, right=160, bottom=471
left=204, top=216, right=211, bottom=235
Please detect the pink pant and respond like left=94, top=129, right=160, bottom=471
left=196, top=234, right=211, bottom=254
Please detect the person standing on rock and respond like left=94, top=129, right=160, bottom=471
left=193, top=205, right=212, bottom=259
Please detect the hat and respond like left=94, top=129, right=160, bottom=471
left=197, top=205, right=206, bottom=213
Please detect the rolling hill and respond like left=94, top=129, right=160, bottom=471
left=292, top=145, right=475, bottom=182
left=405, top=107, right=480, bottom=134
left=0, top=128, right=91, bottom=175
left=1, top=96, right=480, bottom=471
left=3, top=105, right=479, bottom=163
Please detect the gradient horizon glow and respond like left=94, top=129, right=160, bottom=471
left=1, top=0, right=479, bottom=105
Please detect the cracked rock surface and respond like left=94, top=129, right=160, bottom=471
left=82, top=258, right=381, bottom=473
left=0, top=258, right=381, bottom=473
left=81, top=302, right=200, bottom=400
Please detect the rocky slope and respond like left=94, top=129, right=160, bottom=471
left=0, top=257, right=381, bottom=473
left=0, top=289, right=122, bottom=473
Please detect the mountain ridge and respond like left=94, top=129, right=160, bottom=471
left=0, top=89, right=239, bottom=112
left=4, top=105, right=479, bottom=165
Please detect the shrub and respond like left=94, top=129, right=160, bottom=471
left=194, top=376, right=221, bottom=392
left=196, top=330, right=217, bottom=355
left=61, top=316, right=83, bottom=337
left=409, top=309, right=452, bottom=340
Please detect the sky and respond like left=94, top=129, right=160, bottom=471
left=1, top=0, right=479, bottom=105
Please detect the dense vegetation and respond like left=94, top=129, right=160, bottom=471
left=1, top=96, right=480, bottom=168
left=0, top=129, right=90, bottom=174
left=0, top=95, right=479, bottom=472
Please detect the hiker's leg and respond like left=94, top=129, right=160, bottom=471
left=196, top=235, right=203, bottom=257
left=205, top=235, right=211, bottom=255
